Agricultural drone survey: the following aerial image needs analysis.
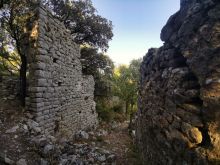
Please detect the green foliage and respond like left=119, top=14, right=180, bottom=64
left=112, top=58, right=142, bottom=115
left=1, top=0, right=113, bottom=51
left=0, top=50, right=20, bottom=76
left=96, top=99, right=114, bottom=122
left=0, top=28, right=20, bottom=75
left=81, top=47, right=114, bottom=76
left=44, top=0, right=113, bottom=51
left=95, top=58, right=142, bottom=121
left=81, top=47, right=114, bottom=97
left=111, top=104, right=124, bottom=114
left=96, top=97, right=127, bottom=123
left=113, top=112, right=127, bottom=122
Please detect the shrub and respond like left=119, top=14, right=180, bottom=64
left=112, top=104, right=124, bottom=114
left=96, top=101, right=114, bottom=122
left=113, top=113, right=127, bottom=122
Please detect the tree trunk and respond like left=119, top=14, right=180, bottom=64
left=130, top=103, right=134, bottom=113
left=129, top=103, right=134, bottom=127
left=20, top=55, right=27, bottom=107
left=125, top=101, right=129, bottom=115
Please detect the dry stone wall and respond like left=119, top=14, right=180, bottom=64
left=24, top=5, right=98, bottom=136
left=0, top=76, right=19, bottom=100
left=136, top=0, right=220, bottom=164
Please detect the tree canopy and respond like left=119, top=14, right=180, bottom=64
left=112, top=58, right=142, bottom=114
left=1, top=0, right=113, bottom=51
left=44, top=0, right=113, bottom=51
left=81, top=47, right=114, bottom=97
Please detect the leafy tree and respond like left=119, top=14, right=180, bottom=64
left=112, top=65, right=132, bottom=114
left=0, top=0, right=113, bottom=106
left=0, top=0, right=37, bottom=105
left=80, top=47, right=114, bottom=97
left=112, top=58, right=142, bottom=114
left=0, top=48, right=21, bottom=76
left=0, top=16, right=20, bottom=76
left=43, top=0, right=113, bottom=51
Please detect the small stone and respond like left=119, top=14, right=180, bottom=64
left=75, top=130, right=89, bottom=140
left=59, top=158, right=68, bottom=165
left=32, top=136, right=48, bottom=147
left=33, top=127, right=41, bottom=133
left=25, top=112, right=34, bottom=119
left=111, top=122, right=118, bottom=129
left=43, top=144, right=54, bottom=155
left=47, top=135, right=56, bottom=143
left=23, top=124, right=28, bottom=131
left=69, top=155, right=77, bottom=161
left=6, top=125, right=19, bottom=133
left=97, top=155, right=106, bottom=162
left=5, top=157, right=15, bottom=165
left=27, top=119, right=41, bottom=133
left=40, top=158, right=48, bottom=165
left=107, top=154, right=116, bottom=161
left=88, top=131, right=94, bottom=136
left=97, top=129, right=108, bottom=136
left=27, top=119, right=39, bottom=128
left=205, top=78, right=213, bottom=85
left=189, top=127, right=203, bottom=144
left=88, top=158, right=94, bottom=163
left=100, top=149, right=110, bottom=155
left=16, top=158, right=27, bottom=165
left=75, top=159, right=83, bottom=165
left=132, top=130, right=136, bottom=138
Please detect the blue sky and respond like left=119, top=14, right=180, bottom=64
left=92, top=0, right=180, bottom=65
left=92, top=0, right=180, bottom=64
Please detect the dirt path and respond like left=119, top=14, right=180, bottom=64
left=98, top=121, right=140, bottom=165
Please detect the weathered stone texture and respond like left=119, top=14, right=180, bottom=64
left=25, top=5, right=98, bottom=136
left=136, top=0, right=220, bottom=164
left=0, top=76, right=19, bottom=100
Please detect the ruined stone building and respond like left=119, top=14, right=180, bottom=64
left=22, top=4, right=98, bottom=136
left=136, top=0, right=220, bottom=164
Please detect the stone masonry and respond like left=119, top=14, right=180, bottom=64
left=136, top=0, right=220, bottom=164
left=0, top=76, right=19, bottom=100
left=24, top=4, right=98, bottom=136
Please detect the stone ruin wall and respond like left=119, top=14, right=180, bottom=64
left=136, top=0, right=220, bottom=164
left=24, top=5, right=98, bottom=136
left=0, top=76, right=20, bottom=100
